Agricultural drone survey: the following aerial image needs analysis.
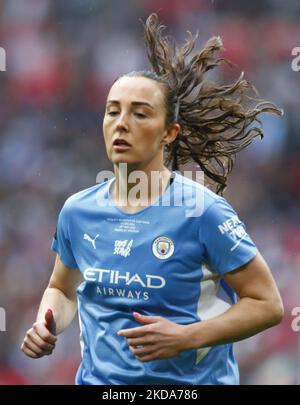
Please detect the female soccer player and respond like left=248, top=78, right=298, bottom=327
left=21, top=14, right=284, bottom=385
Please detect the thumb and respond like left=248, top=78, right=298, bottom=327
left=133, top=312, right=160, bottom=324
left=44, top=309, right=56, bottom=335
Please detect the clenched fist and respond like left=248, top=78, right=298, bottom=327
left=21, top=309, right=57, bottom=359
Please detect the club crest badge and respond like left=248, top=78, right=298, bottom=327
left=152, top=236, right=174, bottom=260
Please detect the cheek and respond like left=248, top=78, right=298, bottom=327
left=102, top=119, right=111, bottom=141
left=136, top=132, right=160, bottom=153
left=139, top=122, right=165, bottom=146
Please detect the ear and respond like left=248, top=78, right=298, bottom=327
left=161, top=123, right=180, bottom=146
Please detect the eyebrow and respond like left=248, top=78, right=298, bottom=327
left=107, top=100, right=154, bottom=109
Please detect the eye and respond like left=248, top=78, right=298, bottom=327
left=107, top=111, right=119, bottom=117
left=134, top=112, right=146, bottom=119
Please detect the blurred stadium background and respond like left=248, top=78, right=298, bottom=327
left=0, top=0, right=299, bottom=385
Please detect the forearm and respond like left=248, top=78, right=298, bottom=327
left=36, top=286, right=78, bottom=335
left=183, top=297, right=282, bottom=350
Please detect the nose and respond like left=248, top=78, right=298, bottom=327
left=115, top=112, right=129, bottom=132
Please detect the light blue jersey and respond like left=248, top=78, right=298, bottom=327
left=51, top=171, right=257, bottom=385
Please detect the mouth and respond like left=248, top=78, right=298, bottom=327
left=113, top=139, right=132, bottom=146
left=113, top=138, right=132, bottom=152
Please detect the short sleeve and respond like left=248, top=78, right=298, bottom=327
left=51, top=204, right=78, bottom=269
left=200, top=198, right=257, bottom=275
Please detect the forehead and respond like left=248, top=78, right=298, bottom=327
left=107, top=76, right=164, bottom=107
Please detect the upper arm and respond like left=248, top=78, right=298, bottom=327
left=48, top=254, right=83, bottom=300
left=224, top=251, right=283, bottom=306
left=51, top=202, right=79, bottom=270
left=201, top=199, right=258, bottom=275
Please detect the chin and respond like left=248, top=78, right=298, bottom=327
left=111, top=156, right=131, bottom=163
left=110, top=151, right=135, bottom=163
left=111, top=157, right=136, bottom=166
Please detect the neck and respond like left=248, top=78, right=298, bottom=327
left=112, top=155, right=172, bottom=209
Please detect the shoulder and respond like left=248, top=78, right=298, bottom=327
left=173, top=171, right=227, bottom=214
left=62, top=178, right=114, bottom=213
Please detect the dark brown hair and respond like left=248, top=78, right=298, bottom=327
left=123, top=14, right=283, bottom=195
